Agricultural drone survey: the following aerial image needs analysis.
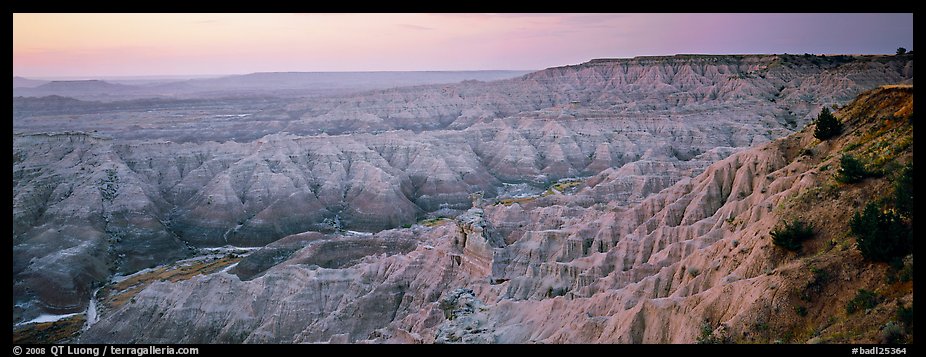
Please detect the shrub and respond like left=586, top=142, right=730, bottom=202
left=896, top=47, right=907, bottom=55
left=850, top=203, right=912, bottom=262
left=795, top=306, right=808, bottom=317
left=897, top=256, right=914, bottom=282
left=836, top=155, right=868, bottom=184
left=811, top=267, right=829, bottom=282
left=696, top=321, right=715, bottom=344
left=546, top=286, right=569, bottom=297
left=813, top=107, right=843, bottom=140
left=896, top=304, right=913, bottom=332
left=880, top=321, right=905, bottom=344
left=771, top=220, right=814, bottom=252
left=846, top=289, right=880, bottom=314
left=696, top=320, right=731, bottom=344
left=800, top=267, right=829, bottom=301
left=894, top=164, right=913, bottom=218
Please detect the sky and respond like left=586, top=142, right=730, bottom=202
left=12, top=13, right=914, bottom=79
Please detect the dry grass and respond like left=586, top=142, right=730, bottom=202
left=13, top=254, right=243, bottom=344
left=549, top=180, right=582, bottom=193
left=13, top=314, right=86, bottom=344
left=101, top=255, right=241, bottom=310
left=420, top=217, right=451, bottom=227
left=734, top=87, right=913, bottom=344
left=767, top=87, right=914, bottom=344
left=497, top=196, right=537, bottom=206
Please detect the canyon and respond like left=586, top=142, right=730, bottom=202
left=12, top=54, right=914, bottom=343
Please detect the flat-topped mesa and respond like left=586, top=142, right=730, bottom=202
left=548, top=53, right=910, bottom=80
left=586, top=53, right=777, bottom=63
left=521, top=53, right=910, bottom=115
left=585, top=52, right=900, bottom=68
left=580, top=53, right=901, bottom=65
left=554, top=55, right=779, bottom=73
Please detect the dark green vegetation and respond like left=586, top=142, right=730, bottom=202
left=893, top=164, right=914, bottom=218
left=846, top=289, right=881, bottom=314
left=696, top=320, right=731, bottom=344
left=849, top=157, right=913, bottom=263
left=742, top=86, right=913, bottom=344
left=850, top=203, right=912, bottom=263
left=800, top=267, right=830, bottom=302
left=814, top=107, right=843, bottom=140
left=771, top=220, right=814, bottom=252
left=836, top=155, right=869, bottom=183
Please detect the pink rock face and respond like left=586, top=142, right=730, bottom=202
left=81, top=85, right=914, bottom=343
left=14, top=55, right=913, bottom=337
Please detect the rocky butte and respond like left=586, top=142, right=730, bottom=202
left=12, top=53, right=914, bottom=343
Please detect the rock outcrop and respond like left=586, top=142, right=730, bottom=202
left=80, top=85, right=913, bottom=344
left=14, top=54, right=913, bottom=329
left=434, top=288, right=496, bottom=344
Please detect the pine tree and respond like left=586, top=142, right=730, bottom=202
left=850, top=203, right=912, bottom=262
left=813, top=107, right=842, bottom=140
left=894, top=164, right=914, bottom=218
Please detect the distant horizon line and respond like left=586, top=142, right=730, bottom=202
left=14, top=51, right=910, bottom=81
left=14, top=69, right=540, bottom=82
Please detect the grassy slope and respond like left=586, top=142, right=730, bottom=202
left=738, top=85, right=913, bottom=344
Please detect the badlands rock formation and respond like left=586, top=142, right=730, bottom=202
left=80, top=85, right=913, bottom=343
left=13, top=54, right=913, bottom=338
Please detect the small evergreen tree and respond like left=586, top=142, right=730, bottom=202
left=894, top=164, right=914, bottom=218
left=850, top=203, right=912, bottom=262
left=813, top=107, right=842, bottom=140
left=897, top=47, right=907, bottom=55
left=836, top=155, right=868, bottom=184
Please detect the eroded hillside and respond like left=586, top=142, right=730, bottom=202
left=72, top=86, right=913, bottom=344
left=12, top=54, right=913, bottom=339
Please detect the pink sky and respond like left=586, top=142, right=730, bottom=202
left=13, top=13, right=913, bottom=78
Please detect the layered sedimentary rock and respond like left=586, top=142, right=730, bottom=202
left=82, top=86, right=913, bottom=343
left=82, top=85, right=912, bottom=343
left=14, top=55, right=912, bottom=326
